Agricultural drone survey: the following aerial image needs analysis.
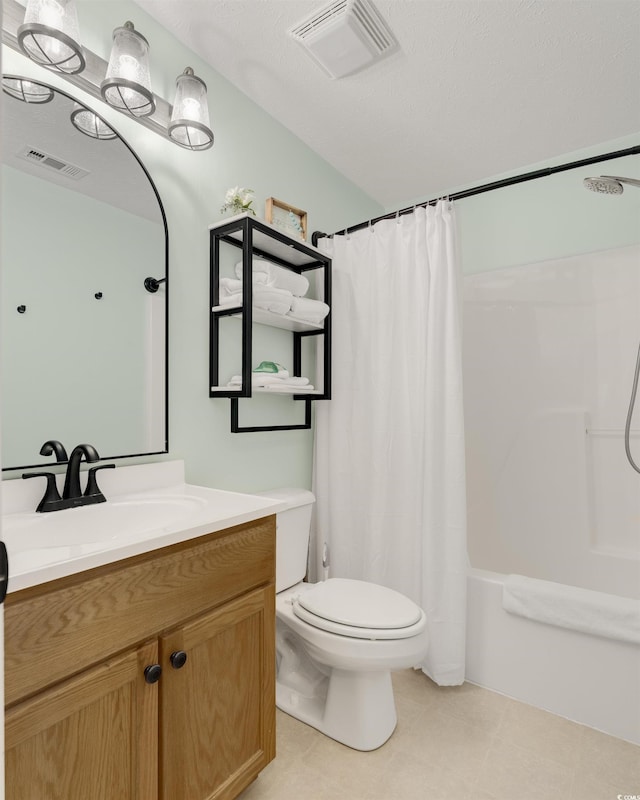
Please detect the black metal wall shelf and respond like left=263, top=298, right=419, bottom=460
left=209, top=213, right=332, bottom=433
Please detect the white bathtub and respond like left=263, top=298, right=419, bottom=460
left=465, top=568, right=640, bottom=745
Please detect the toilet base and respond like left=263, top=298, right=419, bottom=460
left=276, top=668, right=397, bottom=751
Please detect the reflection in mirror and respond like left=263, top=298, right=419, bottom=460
left=1, top=75, right=168, bottom=470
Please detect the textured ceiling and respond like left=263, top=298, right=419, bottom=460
left=134, top=0, right=640, bottom=209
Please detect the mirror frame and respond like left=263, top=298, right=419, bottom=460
left=2, top=75, right=169, bottom=471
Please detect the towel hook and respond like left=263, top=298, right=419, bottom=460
left=144, top=276, right=166, bottom=293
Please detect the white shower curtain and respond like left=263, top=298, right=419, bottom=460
left=313, top=202, right=467, bottom=685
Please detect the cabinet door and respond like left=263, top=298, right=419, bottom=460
left=159, top=585, right=275, bottom=800
left=5, top=641, right=158, bottom=800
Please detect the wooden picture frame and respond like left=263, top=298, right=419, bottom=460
left=265, top=197, right=308, bottom=241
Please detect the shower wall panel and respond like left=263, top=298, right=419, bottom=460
left=463, top=244, right=640, bottom=600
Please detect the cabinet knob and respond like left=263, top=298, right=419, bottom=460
left=144, top=664, right=162, bottom=684
left=170, top=650, right=188, bottom=669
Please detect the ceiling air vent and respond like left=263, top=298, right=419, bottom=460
left=17, top=146, right=90, bottom=180
left=289, top=0, right=399, bottom=79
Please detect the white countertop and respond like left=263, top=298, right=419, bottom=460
left=2, top=460, right=286, bottom=593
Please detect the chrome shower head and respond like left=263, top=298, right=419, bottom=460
left=583, top=175, right=640, bottom=195
left=584, top=176, right=623, bottom=194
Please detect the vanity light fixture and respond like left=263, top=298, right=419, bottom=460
left=2, top=76, right=54, bottom=103
left=70, top=103, right=117, bottom=140
left=168, top=67, right=214, bottom=151
left=17, top=0, right=85, bottom=75
left=3, top=0, right=215, bottom=151
left=101, top=21, right=155, bottom=118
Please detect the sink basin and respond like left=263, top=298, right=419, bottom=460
left=1, top=460, right=286, bottom=592
left=3, top=494, right=208, bottom=551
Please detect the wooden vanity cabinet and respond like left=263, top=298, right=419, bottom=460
left=6, top=641, right=159, bottom=800
left=4, top=517, right=276, bottom=800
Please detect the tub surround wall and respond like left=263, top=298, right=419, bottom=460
left=462, top=244, right=640, bottom=742
left=453, top=156, right=640, bottom=746
left=463, top=244, right=640, bottom=599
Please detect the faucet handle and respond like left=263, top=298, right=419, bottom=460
left=22, top=472, right=62, bottom=512
left=84, top=463, right=115, bottom=503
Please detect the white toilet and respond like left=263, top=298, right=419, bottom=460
left=260, top=488, right=429, bottom=751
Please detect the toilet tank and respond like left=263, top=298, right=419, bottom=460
left=256, top=488, right=315, bottom=592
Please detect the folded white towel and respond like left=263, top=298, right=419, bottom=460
left=288, top=296, right=330, bottom=324
left=219, top=278, right=293, bottom=314
left=264, top=382, right=314, bottom=392
left=218, top=278, right=242, bottom=305
left=253, top=286, right=292, bottom=315
left=235, top=259, right=309, bottom=297
left=219, top=278, right=293, bottom=315
left=268, top=376, right=309, bottom=386
left=221, top=276, right=277, bottom=293
left=227, top=375, right=311, bottom=389
left=502, top=574, right=640, bottom=645
left=240, top=258, right=270, bottom=277
left=229, top=372, right=295, bottom=385
left=230, top=269, right=271, bottom=285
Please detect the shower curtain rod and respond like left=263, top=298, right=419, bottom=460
left=311, top=144, right=640, bottom=246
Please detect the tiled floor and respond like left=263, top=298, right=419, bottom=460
left=238, top=669, right=640, bottom=800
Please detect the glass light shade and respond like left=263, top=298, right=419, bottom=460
left=100, top=22, right=155, bottom=118
left=168, top=67, right=213, bottom=151
left=2, top=77, right=54, bottom=104
left=17, top=0, right=85, bottom=74
left=70, top=104, right=117, bottom=140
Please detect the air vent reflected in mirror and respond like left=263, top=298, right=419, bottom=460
left=17, top=146, right=90, bottom=180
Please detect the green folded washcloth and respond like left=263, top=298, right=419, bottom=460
left=253, top=361, right=286, bottom=374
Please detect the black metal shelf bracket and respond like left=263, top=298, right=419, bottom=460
left=230, top=397, right=313, bottom=433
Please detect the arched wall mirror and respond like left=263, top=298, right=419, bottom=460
left=1, top=75, right=168, bottom=471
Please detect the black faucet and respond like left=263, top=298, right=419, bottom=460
left=22, top=439, right=69, bottom=512
left=39, top=439, right=68, bottom=463
left=23, top=442, right=115, bottom=512
left=63, top=444, right=100, bottom=501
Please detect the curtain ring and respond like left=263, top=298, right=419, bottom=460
left=395, top=210, right=400, bottom=224
left=369, top=219, right=374, bottom=233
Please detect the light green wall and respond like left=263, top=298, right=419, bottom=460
left=396, top=135, right=640, bottom=275
left=2, top=1, right=382, bottom=491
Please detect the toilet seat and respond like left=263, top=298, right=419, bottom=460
left=292, top=578, right=426, bottom=640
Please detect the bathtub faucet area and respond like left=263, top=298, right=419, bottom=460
left=22, top=441, right=115, bottom=513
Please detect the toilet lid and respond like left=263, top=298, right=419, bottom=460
left=293, top=579, right=424, bottom=639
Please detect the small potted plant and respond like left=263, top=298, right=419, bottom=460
left=220, top=186, right=256, bottom=216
